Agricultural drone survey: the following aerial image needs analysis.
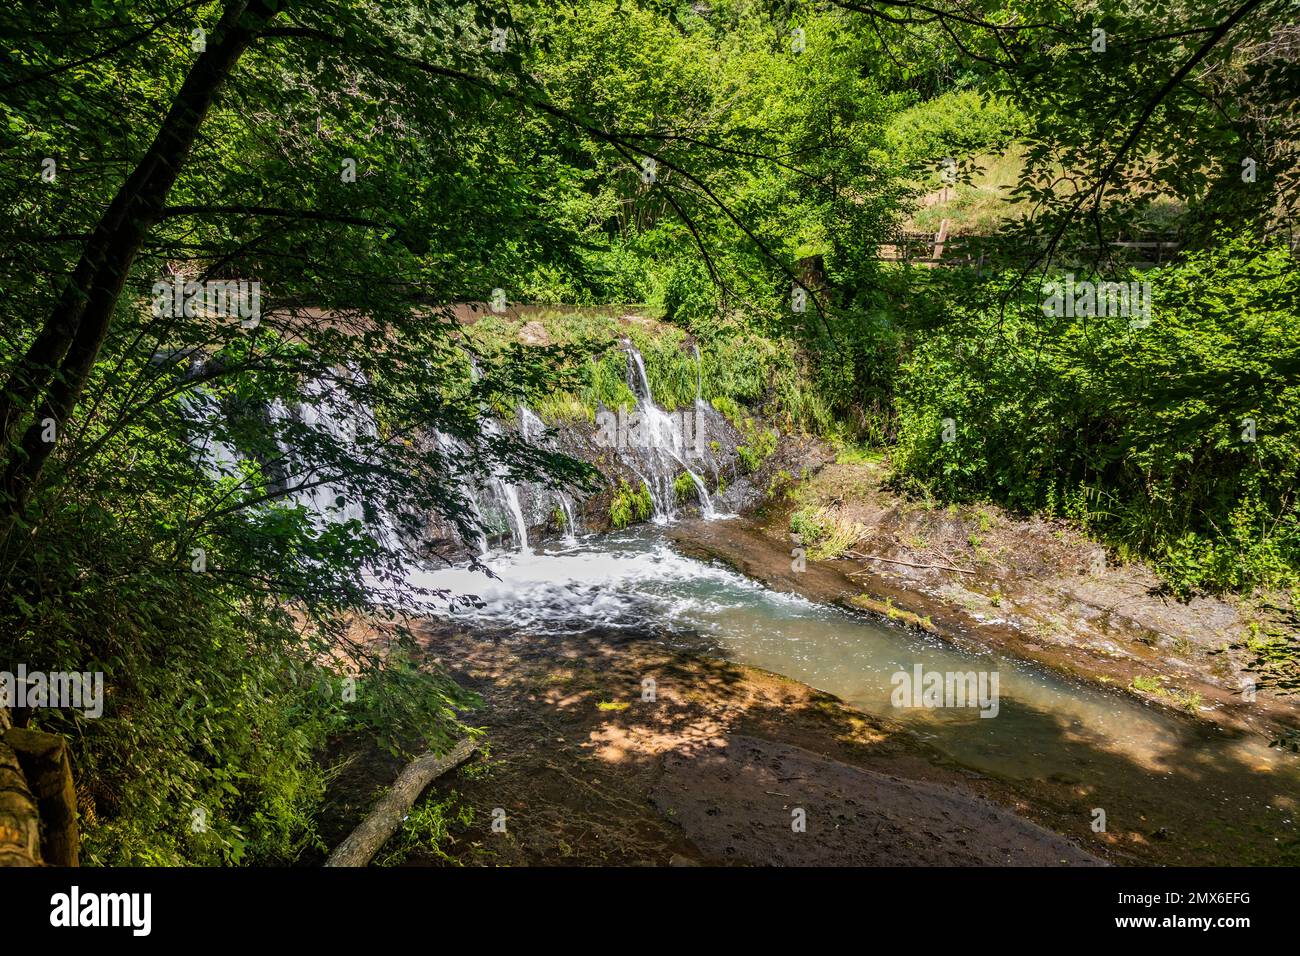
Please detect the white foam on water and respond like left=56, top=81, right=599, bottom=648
left=411, top=529, right=1297, bottom=788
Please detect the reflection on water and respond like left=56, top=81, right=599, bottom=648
left=413, top=529, right=1298, bottom=836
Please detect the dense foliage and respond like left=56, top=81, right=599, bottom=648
left=1, top=0, right=1295, bottom=862
left=893, top=235, right=1300, bottom=593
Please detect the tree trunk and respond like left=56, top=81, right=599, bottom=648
left=5, top=726, right=79, bottom=866
left=0, top=0, right=281, bottom=539
left=0, top=708, right=40, bottom=867
left=325, top=737, right=480, bottom=867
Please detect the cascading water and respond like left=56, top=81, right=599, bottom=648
left=557, top=493, right=579, bottom=545
left=415, top=394, right=562, bottom=556
left=447, top=357, right=533, bottom=555
left=488, top=440, right=532, bottom=553
left=519, top=405, right=543, bottom=443
left=177, top=364, right=400, bottom=577
left=428, top=428, right=491, bottom=555
left=436, top=427, right=530, bottom=556
left=179, top=342, right=730, bottom=561
left=690, top=343, right=724, bottom=482
left=178, top=387, right=241, bottom=479
left=518, top=405, right=581, bottom=544
left=295, top=373, right=372, bottom=530
left=412, top=525, right=1300, bottom=840
left=692, top=342, right=703, bottom=403
left=449, top=342, right=731, bottom=554
left=623, top=344, right=716, bottom=520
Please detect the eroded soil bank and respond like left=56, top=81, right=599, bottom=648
left=733, top=458, right=1299, bottom=743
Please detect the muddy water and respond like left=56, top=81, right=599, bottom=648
left=413, top=528, right=1299, bottom=861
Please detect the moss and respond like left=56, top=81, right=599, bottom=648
left=584, top=348, right=638, bottom=412
left=674, top=471, right=699, bottom=504
left=834, top=444, right=882, bottom=465
left=735, top=414, right=778, bottom=474
left=1130, top=674, right=1202, bottom=713
left=711, top=395, right=743, bottom=429
left=1165, top=689, right=1202, bottom=713
left=537, top=391, right=595, bottom=424
left=848, top=594, right=941, bottom=634
left=767, top=469, right=795, bottom=500
left=610, top=479, right=654, bottom=529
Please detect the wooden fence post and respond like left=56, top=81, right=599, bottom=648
left=0, top=708, right=80, bottom=866
left=0, top=709, right=40, bottom=866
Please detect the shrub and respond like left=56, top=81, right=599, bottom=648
left=891, top=233, right=1300, bottom=594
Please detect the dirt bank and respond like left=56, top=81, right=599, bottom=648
left=711, top=457, right=1299, bottom=744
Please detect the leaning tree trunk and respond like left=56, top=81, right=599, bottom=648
left=0, top=0, right=282, bottom=541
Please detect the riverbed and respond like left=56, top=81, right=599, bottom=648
left=408, top=524, right=1300, bottom=865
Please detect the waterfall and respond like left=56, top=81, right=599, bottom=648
left=444, top=356, right=532, bottom=554
left=519, top=404, right=582, bottom=545
left=178, top=387, right=240, bottom=479
left=423, top=394, right=565, bottom=557
left=691, top=343, right=722, bottom=485
left=177, top=342, right=729, bottom=563
left=623, top=344, right=715, bottom=520
left=519, top=406, right=543, bottom=442
left=692, top=343, right=703, bottom=403
left=295, top=374, right=370, bottom=529
left=428, top=428, right=491, bottom=556
left=496, top=479, right=531, bottom=554
left=557, top=493, right=579, bottom=545
left=477, top=416, right=532, bottom=555
left=177, top=365, right=399, bottom=552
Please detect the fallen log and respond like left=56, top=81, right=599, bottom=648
left=325, top=736, right=480, bottom=867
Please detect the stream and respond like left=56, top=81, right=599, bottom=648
left=414, top=526, right=1300, bottom=859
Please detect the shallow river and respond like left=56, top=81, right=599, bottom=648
left=413, top=527, right=1299, bottom=859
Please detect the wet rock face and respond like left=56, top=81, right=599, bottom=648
left=424, top=392, right=747, bottom=555
left=463, top=410, right=823, bottom=550
left=417, top=342, right=818, bottom=556
left=173, top=343, right=819, bottom=560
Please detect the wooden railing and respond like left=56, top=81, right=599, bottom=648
left=878, top=219, right=953, bottom=264
left=878, top=222, right=1185, bottom=269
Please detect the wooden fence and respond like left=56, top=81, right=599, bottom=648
left=878, top=220, right=1185, bottom=269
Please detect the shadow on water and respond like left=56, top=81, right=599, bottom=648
left=409, top=529, right=1300, bottom=866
